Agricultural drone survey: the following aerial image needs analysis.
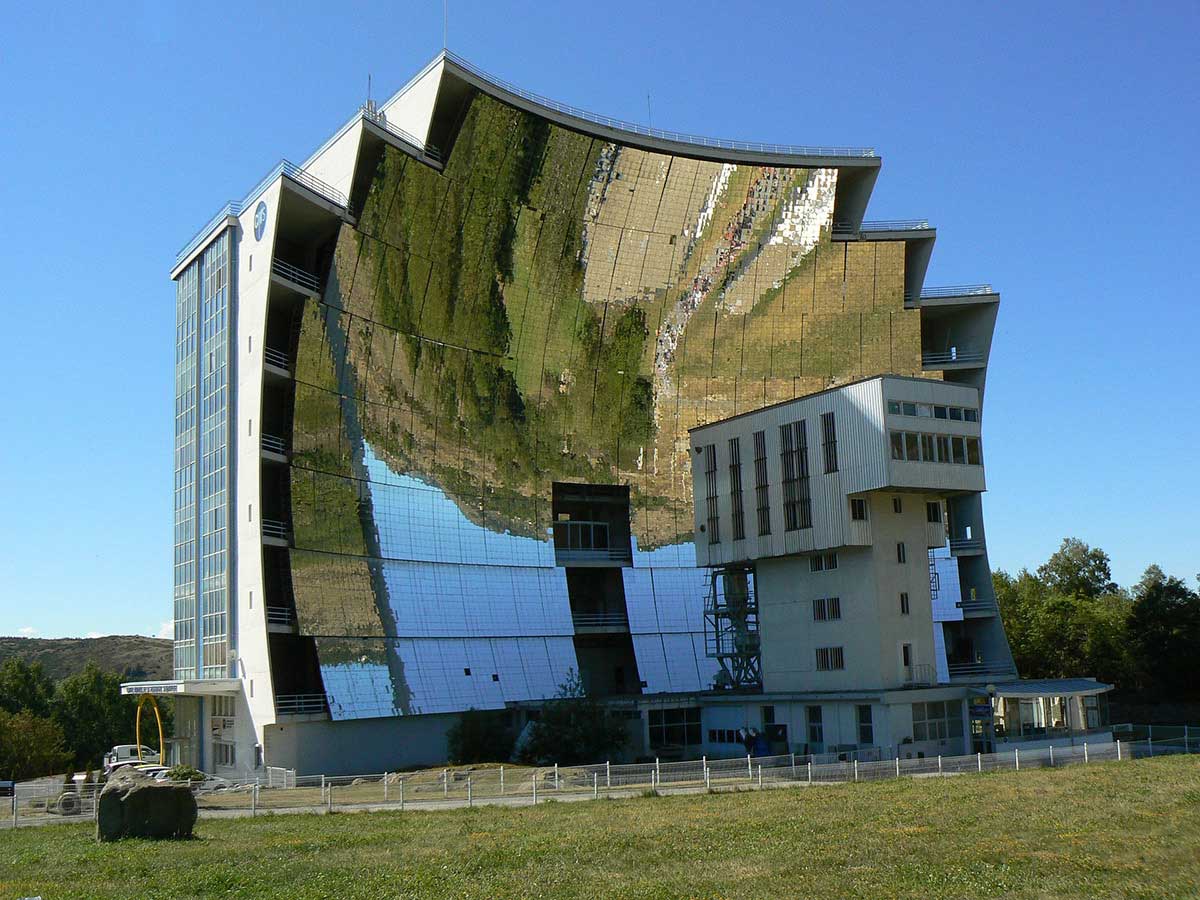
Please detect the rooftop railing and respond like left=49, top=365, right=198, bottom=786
left=860, top=219, right=931, bottom=232
left=920, top=284, right=996, bottom=299
left=361, top=105, right=442, bottom=161
left=444, top=51, right=876, bottom=159
left=950, top=538, right=985, bottom=554
left=948, top=660, right=1013, bottom=678
left=922, top=348, right=986, bottom=367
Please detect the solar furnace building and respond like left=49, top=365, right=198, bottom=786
left=131, top=51, right=1008, bottom=774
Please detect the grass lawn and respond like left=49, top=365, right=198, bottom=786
left=4, top=756, right=1199, bottom=899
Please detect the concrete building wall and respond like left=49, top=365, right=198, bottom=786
left=263, top=712, right=459, bottom=775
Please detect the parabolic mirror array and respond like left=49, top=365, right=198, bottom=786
left=288, top=91, right=922, bottom=720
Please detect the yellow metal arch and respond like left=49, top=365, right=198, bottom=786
left=135, top=694, right=166, bottom=764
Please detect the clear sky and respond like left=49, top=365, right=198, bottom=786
left=1, top=1, right=1197, bottom=639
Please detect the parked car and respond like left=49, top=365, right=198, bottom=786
left=103, top=744, right=159, bottom=774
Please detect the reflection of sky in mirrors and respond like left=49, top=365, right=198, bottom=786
left=318, top=442, right=721, bottom=719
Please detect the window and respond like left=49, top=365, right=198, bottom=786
left=936, top=435, right=951, bottom=463
left=857, top=705, right=874, bottom=745
left=921, top=434, right=935, bottom=462
left=902, top=401, right=917, bottom=416
left=780, top=421, right=811, bottom=531
left=816, top=646, right=845, bottom=671
left=850, top=498, right=867, bottom=521
left=917, top=403, right=933, bottom=418
left=211, top=695, right=236, bottom=718
left=821, top=412, right=838, bottom=473
left=934, top=405, right=948, bottom=419
left=463, top=667, right=471, bottom=676
left=753, top=430, right=771, bottom=536
left=904, top=432, right=920, bottom=461
left=897, top=542, right=907, bottom=564
left=813, top=596, right=841, bottom=621
left=728, top=438, right=745, bottom=541
left=949, top=407, right=963, bottom=421
left=825, top=552, right=838, bottom=570
left=900, top=592, right=910, bottom=615
left=761, top=705, right=775, bottom=725
left=926, top=501, right=942, bottom=523
left=212, top=741, right=236, bottom=768
left=708, top=728, right=743, bottom=744
left=648, top=707, right=703, bottom=748
left=890, top=431, right=905, bottom=460
left=902, top=643, right=913, bottom=667
left=952, top=437, right=967, bottom=465
left=810, top=554, right=824, bottom=573
left=964, top=408, right=979, bottom=423
left=892, top=497, right=903, bottom=514
left=966, top=438, right=981, bottom=466
left=887, top=400, right=901, bottom=414
left=912, top=700, right=965, bottom=742
left=807, top=706, right=824, bottom=744
left=703, top=444, right=720, bottom=544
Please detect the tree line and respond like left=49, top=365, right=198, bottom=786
left=0, top=661, right=171, bottom=782
left=995, top=537, right=1200, bottom=698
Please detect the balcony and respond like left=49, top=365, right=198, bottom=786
left=274, top=693, right=328, bottom=718
left=266, top=606, right=297, bottom=632
left=270, top=258, right=321, bottom=296
left=948, top=660, right=1014, bottom=680
left=832, top=218, right=931, bottom=239
left=552, top=519, right=632, bottom=566
left=959, top=595, right=998, bottom=617
left=261, top=433, right=288, bottom=461
left=922, top=347, right=986, bottom=370
left=360, top=104, right=442, bottom=161
left=263, top=346, right=291, bottom=378
left=262, top=518, right=290, bottom=547
left=903, top=663, right=937, bottom=687
left=571, top=611, right=630, bottom=633
left=950, top=538, right=985, bottom=556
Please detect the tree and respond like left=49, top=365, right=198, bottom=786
left=0, top=658, right=55, bottom=718
left=1036, top=538, right=1118, bottom=600
left=446, top=709, right=515, bottom=764
left=1128, top=571, right=1200, bottom=698
left=515, top=670, right=628, bottom=766
left=0, top=709, right=72, bottom=781
left=50, top=663, right=141, bottom=770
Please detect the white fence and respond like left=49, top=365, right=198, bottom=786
left=5, top=732, right=1196, bottom=829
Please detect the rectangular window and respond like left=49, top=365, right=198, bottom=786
left=949, top=407, right=964, bottom=421
left=213, top=741, right=236, bottom=768
left=887, top=400, right=901, bottom=415
left=648, top=707, right=703, bottom=749
left=821, top=412, right=838, bottom=473
left=890, top=431, right=905, bottom=461
left=937, top=435, right=951, bottom=463
left=813, top=596, right=826, bottom=621
left=892, top=497, right=903, bottom=514
left=753, top=430, right=771, bottom=536
left=813, top=597, right=841, bottom=621
left=904, top=432, right=920, bottom=461
left=900, top=592, right=910, bottom=615
left=816, top=646, right=845, bottom=671
left=926, top=501, right=942, bottom=523
left=902, top=401, right=917, bottom=417
left=807, top=706, right=824, bottom=744
left=952, top=437, right=967, bottom=465
left=857, top=705, right=874, bottom=745
left=966, top=437, right=981, bottom=466
left=728, top=437, right=745, bottom=540
left=762, top=705, right=775, bottom=725
left=850, top=498, right=867, bottom=521
left=934, top=405, right=948, bottom=420
left=917, top=403, right=933, bottom=418
left=964, top=408, right=979, bottom=423
left=912, top=699, right=964, bottom=742
left=921, top=434, right=935, bottom=462
left=704, top=444, right=720, bottom=544
left=780, top=423, right=802, bottom=531
left=897, top=542, right=907, bottom=564
left=825, top=552, right=838, bottom=570
left=810, top=554, right=824, bottom=573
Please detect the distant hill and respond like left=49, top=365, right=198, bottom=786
left=0, top=635, right=172, bottom=682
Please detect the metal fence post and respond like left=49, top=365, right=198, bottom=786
left=532, top=772, right=538, bottom=805
left=808, top=761, right=812, bottom=784
left=655, top=758, right=660, bottom=783
left=252, top=783, right=258, bottom=816
left=977, top=752, right=982, bottom=773
left=937, top=755, right=942, bottom=776
left=853, top=760, right=859, bottom=782
left=326, top=783, right=333, bottom=813
left=467, top=775, right=472, bottom=808
left=1083, top=742, right=1089, bottom=765
left=384, top=773, right=389, bottom=802
left=895, top=756, right=900, bottom=777
left=593, top=772, right=598, bottom=799
left=1116, top=739, right=1122, bottom=761
left=13, top=794, right=18, bottom=828
left=790, top=753, right=796, bottom=780
left=747, top=754, right=753, bottom=780
left=400, top=777, right=405, bottom=811
left=1015, top=748, right=1020, bottom=771
left=1049, top=746, right=1054, bottom=767
left=705, top=765, right=710, bottom=790
left=606, top=760, right=611, bottom=790
left=321, top=774, right=326, bottom=799
left=443, top=769, right=449, bottom=798
left=554, top=763, right=559, bottom=791
left=757, top=764, right=763, bottom=789
left=500, top=766, right=505, bottom=796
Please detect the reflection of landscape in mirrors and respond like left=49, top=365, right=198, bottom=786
left=288, top=92, right=926, bottom=720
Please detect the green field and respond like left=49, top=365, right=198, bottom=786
left=5, top=757, right=1199, bottom=899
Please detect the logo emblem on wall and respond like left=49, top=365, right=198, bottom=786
left=254, top=201, right=268, bottom=241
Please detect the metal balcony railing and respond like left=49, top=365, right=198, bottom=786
left=360, top=105, right=442, bottom=161
left=274, top=694, right=328, bottom=716
left=920, top=284, right=995, bottom=299
left=263, top=347, right=290, bottom=371
left=261, top=519, right=290, bottom=541
left=261, top=434, right=288, bottom=456
left=444, top=51, right=876, bottom=159
left=923, top=348, right=986, bottom=367
left=832, top=219, right=931, bottom=238
left=552, top=520, right=632, bottom=563
left=271, top=258, right=321, bottom=293
left=948, top=660, right=1013, bottom=678
left=950, top=538, right=985, bottom=554
left=903, top=663, right=936, bottom=687
left=266, top=606, right=296, bottom=627
left=571, top=611, right=630, bottom=630
left=959, top=596, right=998, bottom=614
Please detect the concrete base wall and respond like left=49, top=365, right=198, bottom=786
left=263, top=713, right=459, bottom=775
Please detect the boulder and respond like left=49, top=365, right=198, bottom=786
left=97, top=769, right=197, bottom=841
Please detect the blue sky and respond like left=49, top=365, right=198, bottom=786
left=1, top=1, right=1197, bottom=639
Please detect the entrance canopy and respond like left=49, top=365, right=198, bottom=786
left=120, top=679, right=240, bottom=697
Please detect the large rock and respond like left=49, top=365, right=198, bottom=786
left=97, top=769, right=197, bottom=841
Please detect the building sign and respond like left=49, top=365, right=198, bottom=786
left=121, top=683, right=182, bottom=695
left=254, top=201, right=268, bottom=241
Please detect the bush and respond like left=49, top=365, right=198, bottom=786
left=0, top=709, right=72, bottom=781
left=446, top=709, right=515, bottom=764
left=164, top=765, right=205, bottom=783
left=515, top=670, right=628, bottom=766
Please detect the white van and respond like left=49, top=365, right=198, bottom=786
left=103, top=745, right=159, bottom=774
